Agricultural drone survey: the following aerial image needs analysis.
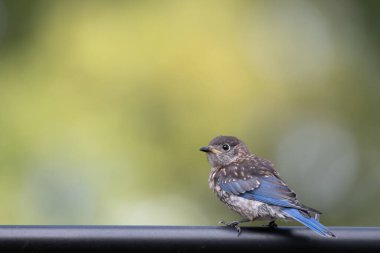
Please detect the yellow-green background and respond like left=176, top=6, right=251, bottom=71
left=0, top=0, right=379, bottom=226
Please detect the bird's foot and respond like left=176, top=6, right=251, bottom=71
left=219, top=219, right=250, bottom=236
left=268, top=221, right=278, bottom=229
left=219, top=220, right=242, bottom=236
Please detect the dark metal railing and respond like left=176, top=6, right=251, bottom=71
left=0, top=225, right=378, bottom=252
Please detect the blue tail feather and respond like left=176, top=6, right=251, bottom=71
left=283, top=208, right=335, bottom=238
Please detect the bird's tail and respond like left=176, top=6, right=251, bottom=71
left=283, top=208, right=336, bottom=238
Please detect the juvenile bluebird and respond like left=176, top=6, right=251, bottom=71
left=200, top=135, right=335, bottom=237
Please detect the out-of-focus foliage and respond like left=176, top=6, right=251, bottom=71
left=0, top=0, right=379, bottom=226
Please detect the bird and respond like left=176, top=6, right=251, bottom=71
left=200, top=135, right=335, bottom=237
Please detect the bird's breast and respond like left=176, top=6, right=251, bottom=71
left=208, top=167, right=221, bottom=193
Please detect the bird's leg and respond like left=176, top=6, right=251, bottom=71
left=219, top=218, right=251, bottom=236
left=268, top=220, right=278, bottom=229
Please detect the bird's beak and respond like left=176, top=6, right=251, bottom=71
left=200, top=146, right=210, bottom=152
left=200, top=146, right=221, bottom=154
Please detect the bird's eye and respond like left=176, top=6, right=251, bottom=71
left=222, top=144, right=230, bottom=151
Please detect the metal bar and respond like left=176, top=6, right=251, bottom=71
left=0, top=226, right=378, bottom=252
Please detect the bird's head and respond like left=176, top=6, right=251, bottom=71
left=200, top=135, right=250, bottom=167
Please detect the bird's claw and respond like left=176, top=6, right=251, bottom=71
left=268, top=221, right=278, bottom=229
left=234, top=224, right=242, bottom=236
left=219, top=220, right=242, bottom=236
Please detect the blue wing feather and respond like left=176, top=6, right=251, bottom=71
left=221, top=175, right=303, bottom=210
left=239, top=176, right=302, bottom=209
left=241, top=193, right=296, bottom=208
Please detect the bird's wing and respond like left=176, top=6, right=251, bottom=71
left=239, top=176, right=302, bottom=210
left=218, top=159, right=320, bottom=214
left=216, top=158, right=262, bottom=194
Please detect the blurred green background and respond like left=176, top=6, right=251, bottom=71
left=0, top=0, right=379, bottom=226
